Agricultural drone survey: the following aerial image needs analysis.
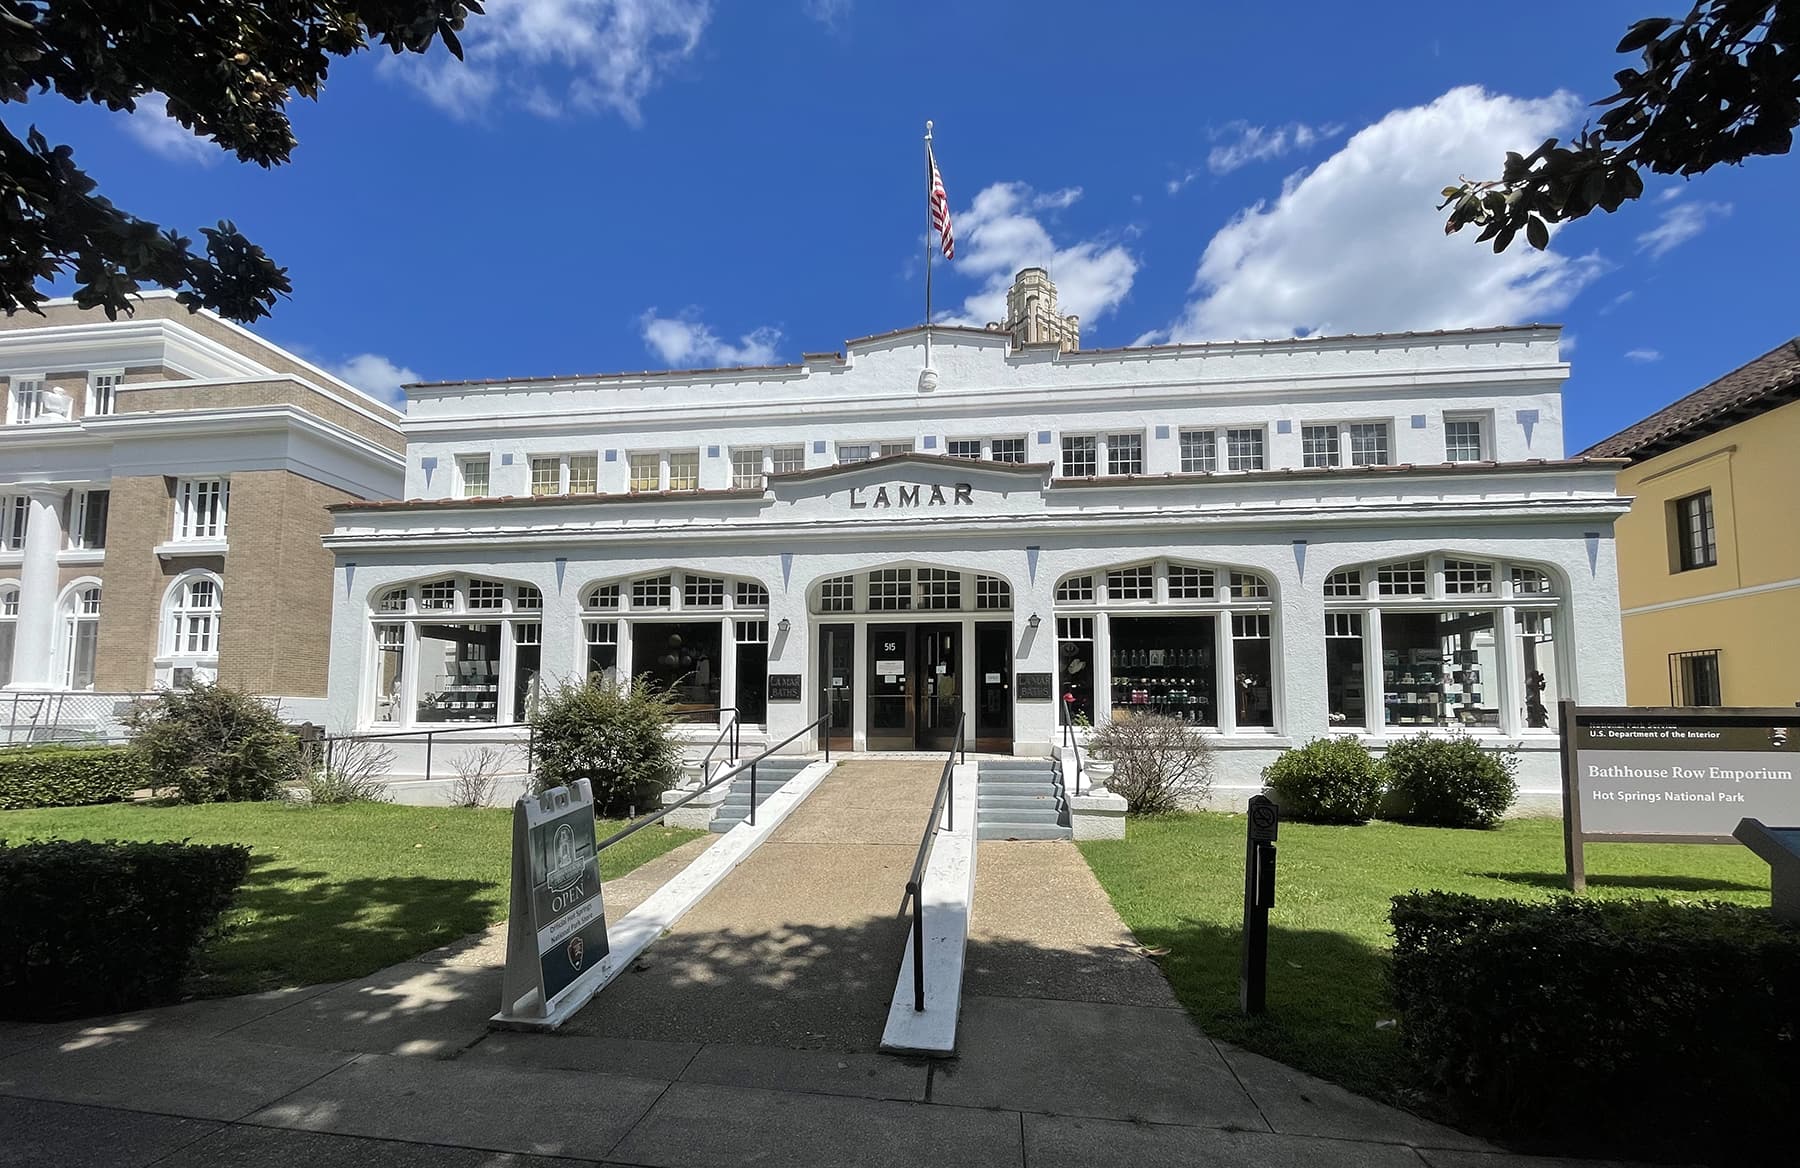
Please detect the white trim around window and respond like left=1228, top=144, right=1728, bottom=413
left=87, top=369, right=124, bottom=418
left=1301, top=420, right=1394, bottom=469
left=173, top=477, right=228, bottom=541
left=7, top=373, right=48, bottom=425
left=157, top=570, right=223, bottom=688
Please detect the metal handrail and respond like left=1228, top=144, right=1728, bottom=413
left=597, top=711, right=833, bottom=853
left=1062, top=696, right=1085, bottom=798
left=698, top=708, right=742, bottom=780
left=901, top=711, right=966, bottom=1012
left=322, top=721, right=536, bottom=787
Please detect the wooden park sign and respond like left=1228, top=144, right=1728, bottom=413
left=1558, top=700, right=1800, bottom=890
left=492, top=779, right=611, bottom=1029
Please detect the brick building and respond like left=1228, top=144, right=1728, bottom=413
left=0, top=294, right=404, bottom=730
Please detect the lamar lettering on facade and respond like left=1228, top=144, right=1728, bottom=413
left=848, top=483, right=974, bottom=509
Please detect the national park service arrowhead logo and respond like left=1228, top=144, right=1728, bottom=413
left=567, top=934, right=586, bottom=971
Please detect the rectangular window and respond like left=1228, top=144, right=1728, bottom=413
left=68, top=617, right=98, bottom=689
left=667, top=450, right=699, bottom=492
left=632, top=574, right=673, bottom=608
left=1301, top=425, right=1340, bottom=469
left=770, top=446, right=805, bottom=475
left=1348, top=422, right=1391, bottom=467
left=467, top=579, right=505, bottom=610
left=1325, top=612, right=1366, bottom=728
left=373, top=624, right=405, bottom=723
left=1324, top=569, right=1362, bottom=597
left=629, top=453, right=661, bottom=493
left=1225, top=428, right=1265, bottom=471
left=1058, top=616, right=1096, bottom=724
left=568, top=454, right=599, bottom=493
left=990, top=437, right=1027, bottom=464
left=731, top=449, right=766, bottom=490
left=458, top=456, right=489, bottom=498
left=511, top=623, right=543, bottom=722
left=735, top=620, right=768, bottom=725
left=418, top=579, right=456, bottom=610
left=1179, top=429, right=1216, bottom=473
left=1445, top=417, right=1484, bottom=462
left=735, top=581, right=768, bottom=608
left=1106, top=564, right=1154, bottom=601
left=1055, top=574, right=1094, bottom=603
left=918, top=568, right=961, bottom=610
left=1109, top=615, right=1217, bottom=727
left=69, top=489, right=110, bottom=550
left=413, top=622, right=500, bottom=724
left=1442, top=559, right=1494, bottom=595
left=175, top=478, right=228, bottom=540
left=684, top=574, right=725, bottom=607
left=837, top=443, right=872, bottom=464
left=1168, top=565, right=1215, bottom=600
left=1376, top=559, right=1428, bottom=597
left=975, top=574, right=1011, bottom=609
left=868, top=568, right=912, bottom=611
left=514, top=585, right=542, bottom=611
left=1061, top=435, right=1097, bottom=477
left=1380, top=610, right=1499, bottom=729
left=946, top=439, right=983, bottom=460
left=10, top=378, right=44, bottom=424
left=1233, top=614, right=1274, bottom=728
left=2, top=495, right=28, bottom=551
left=1670, top=649, right=1721, bottom=706
left=1106, top=433, right=1144, bottom=476
left=1229, top=571, right=1271, bottom=599
left=1516, top=611, right=1560, bottom=728
left=529, top=456, right=560, bottom=496
left=584, top=620, right=619, bottom=682
left=819, top=575, right=855, bottom=612
left=634, top=621, right=723, bottom=714
left=584, top=583, right=621, bottom=610
left=1674, top=490, right=1717, bottom=571
left=879, top=441, right=914, bottom=459
left=88, top=373, right=121, bottom=417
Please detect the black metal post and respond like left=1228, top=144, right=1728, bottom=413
left=1240, top=794, right=1279, bottom=1015
left=424, top=732, right=434, bottom=786
left=910, top=881, right=925, bottom=1011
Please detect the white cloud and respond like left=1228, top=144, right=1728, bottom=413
left=1636, top=198, right=1732, bottom=259
left=121, top=94, right=216, bottom=165
left=639, top=309, right=782, bottom=367
left=938, top=183, right=1138, bottom=329
left=386, top=0, right=711, bottom=124
left=1206, top=121, right=1343, bottom=176
left=1624, top=348, right=1662, bottom=363
left=803, top=0, right=853, bottom=28
left=1162, top=86, right=1604, bottom=343
left=328, top=353, right=421, bottom=404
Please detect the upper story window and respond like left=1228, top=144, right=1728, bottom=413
left=668, top=449, right=700, bottom=491
left=1673, top=490, right=1717, bottom=571
left=1, top=496, right=27, bottom=551
left=174, top=478, right=228, bottom=541
left=167, top=575, right=222, bottom=657
left=528, top=454, right=596, bottom=496
left=1180, top=429, right=1217, bottom=473
left=8, top=378, right=45, bottom=424
left=457, top=455, right=489, bottom=498
left=1224, top=428, right=1265, bottom=471
left=990, top=437, right=1027, bottom=463
left=88, top=372, right=121, bottom=417
left=1107, top=432, right=1144, bottom=476
left=1444, top=416, right=1486, bottom=462
left=69, top=490, right=109, bottom=550
left=530, top=457, right=560, bottom=496
left=1061, top=435, right=1097, bottom=477
left=946, top=439, right=982, bottom=459
left=879, top=441, right=914, bottom=458
left=730, top=447, right=804, bottom=489
left=1348, top=422, right=1391, bottom=467
left=837, top=443, right=872, bottom=464
left=62, top=585, right=101, bottom=690
left=628, top=450, right=700, bottom=493
left=1301, top=425, right=1340, bottom=469
left=1303, top=422, right=1392, bottom=468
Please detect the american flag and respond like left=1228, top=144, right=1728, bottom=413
left=928, top=145, right=954, bottom=260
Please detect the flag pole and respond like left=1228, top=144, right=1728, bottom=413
left=923, top=119, right=935, bottom=386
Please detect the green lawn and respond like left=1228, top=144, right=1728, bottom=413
left=1, top=801, right=703, bottom=997
left=1080, top=813, right=1771, bottom=1110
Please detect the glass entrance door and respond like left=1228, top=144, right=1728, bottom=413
left=974, top=621, right=1013, bottom=753
left=818, top=623, right=854, bottom=749
left=866, top=625, right=913, bottom=750
left=916, top=623, right=961, bottom=750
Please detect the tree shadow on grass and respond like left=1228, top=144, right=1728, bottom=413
left=189, top=854, right=500, bottom=997
left=1472, top=869, right=1768, bottom=894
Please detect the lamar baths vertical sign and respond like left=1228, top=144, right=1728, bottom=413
left=1558, top=701, right=1800, bottom=890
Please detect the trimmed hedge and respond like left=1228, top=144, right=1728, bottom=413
left=1263, top=736, right=1383, bottom=824
left=1390, top=891, right=1799, bottom=1162
left=1381, top=733, right=1517, bottom=828
left=0, top=839, right=251, bottom=1020
left=0, top=746, right=146, bottom=810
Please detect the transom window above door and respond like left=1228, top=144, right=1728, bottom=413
left=808, top=569, right=1014, bottom=614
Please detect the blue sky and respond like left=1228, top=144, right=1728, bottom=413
left=16, top=0, right=1798, bottom=450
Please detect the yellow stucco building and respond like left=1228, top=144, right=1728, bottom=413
left=1584, top=337, right=1800, bottom=707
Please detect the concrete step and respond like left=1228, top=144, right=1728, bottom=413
left=977, top=808, right=1063, bottom=827
left=978, top=792, right=1063, bottom=809
left=977, top=759, right=1056, bottom=773
left=977, top=774, right=1058, bottom=789
left=977, top=822, right=1073, bottom=841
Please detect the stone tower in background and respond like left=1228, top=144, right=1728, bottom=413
left=994, top=267, right=1081, bottom=352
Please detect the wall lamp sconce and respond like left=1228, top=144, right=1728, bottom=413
left=1027, top=613, right=1041, bottom=630
left=777, top=618, right=792, bottom=634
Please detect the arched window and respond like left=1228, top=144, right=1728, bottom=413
left=805, top=568, right=1014, bottom=615
left=60, top=584, right=101, bottom=690
left=1053, top=559, right=1275, bottom=732
left=365, top=575, right=542, bottom=727
left=0, top=582, right=18, bottom=688
left=169, top=576, right=222, bottom=656
left=1323, top=554, right=1564, bottom=735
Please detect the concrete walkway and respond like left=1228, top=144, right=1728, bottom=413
left=1, top=774, right=1622, bottom=1167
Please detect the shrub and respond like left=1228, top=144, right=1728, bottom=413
left=0, top=745, right=146, bottom=810
left=530, top=678, right=683, bottom=815
left=1263, top=737, right=1383, bottom=824
left=124, top=683, right=303, bottom=803
left=0, top=839, right=252, bottom=1020
left=1380, top=733, right=1518, bottom=828
left=303, top=737, right=394, bottom=805
left=447, top=745, right=507, bottom=808
left=1089, top=714, right=1213, bottom=814
left=1390, top=891, right=1799, bottom=1162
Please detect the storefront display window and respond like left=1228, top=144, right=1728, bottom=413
left=633, top=621, right=723, bottom=718
left=415, top=623, right=500, bottom=723
left=1057, top=616, right=1094, bottom=724
left=1110, top=616, right=1216, bottom=725
left=1324, top=613, right=1365, bottom=727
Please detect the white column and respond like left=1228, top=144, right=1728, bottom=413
left=718, top=614, right=737, bottom=719
left=8, top=489, right=66, bottom=690
left=959, top=617, right=977, bottom=738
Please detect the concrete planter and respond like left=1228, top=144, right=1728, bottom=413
left=1081, top=757, right=1114, bottom=791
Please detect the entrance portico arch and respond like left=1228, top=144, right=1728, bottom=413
left=803, top=563, right=1019, bottom=753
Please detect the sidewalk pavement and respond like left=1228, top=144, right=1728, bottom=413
left=1, top=766, right=1618, bottom=1167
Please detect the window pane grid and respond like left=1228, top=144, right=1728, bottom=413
left=632, top=574, right=672, bottom=607
left=1509, top=567, right=1553, bottom=596
left=467, top=579, right=505, bottom=609
left=514, top=586, right=542, bottom=611
left=879, top=441, right=914, bottom=458
left=1180, top=430, right=1216, bottom=473
left=584, top=583, right=620, bottom=609
left=568, top=454, right=598, bottom=493
left=1326, top=612, right=1362, bottom=637
left=1376, top=560, right=1428, bottom=596
left=1445, top=419, right=1483, bottom=462
left=90, top=374, right=119, bottom=417
left=1106, top=565, right=1154, bottom=601
left=1057, top=616, right=1093, bottom=640
left=918, top=568, right=962, bottom=610
left=819, top=575, right=855, bottom=612
left=1676, top=491, right=1717, bottom=570
left=629, top=454, right=660, bottom=492
left=684, top=574, right=725, bottom=607
left=1324, top=569, right=1363, bottom=597
left=529, top=457, right=560, bottom=496
left=1106, top=433, right=1144, bottom=476
left=736, top=581, right=769, bottom=608
left=1168, top=565, right=1215, bottom=600
left=735, top=619, right=768, bottom=642
left=1302, top=425, right=1339, bottom=469
left=585, top=620, right=618, bottom=645
left=731, top=449, right=765, bottom=489
left=770, top=446, right=806, bottom=475
left=837, top=444, right=872, bottom=464
left=459, top=458, right=488, bottom=498
left=1225, top=428, right=1264, bottom=471
left=868, top=568, right=912, bottom=611
left=1061, top=435, right=1097, bottom=477
left=1348, top=423, right=1391, bottom=466
left=667, top=451, right=699, bottom=492
left=1055, top=575, right=1095, bottom=603
left=1233, top=613, right=1272, bottom=639
left=991, top=438, right=1026, bottom=464
left=1229, top=571, right=1271, bottom=600
left=975, top=575, right=1012, bottom=609
left=947, top=439, right=982, bottom=459
left=1443, top=559, right=1495, bottom=594
left=419, top=579, right=456, bottom=610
